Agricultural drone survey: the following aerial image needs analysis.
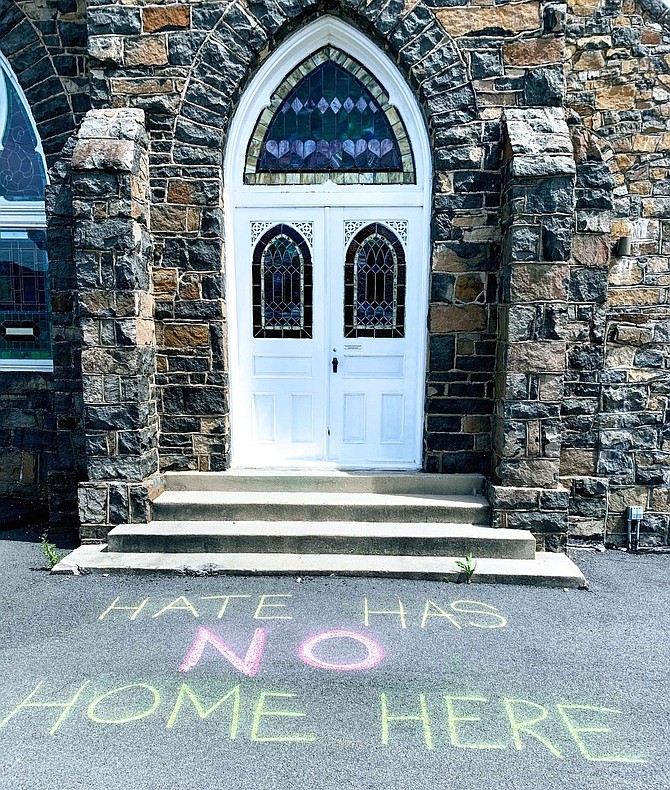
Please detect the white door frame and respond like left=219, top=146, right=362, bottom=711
left=224, top=16, right=432, bottom=469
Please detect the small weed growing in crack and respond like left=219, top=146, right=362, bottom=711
left=41, top=532, right=62, bottom=569
left=455, top=553, right=477, bottom=583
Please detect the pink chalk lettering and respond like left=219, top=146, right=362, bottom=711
left=179, top=627, right=267, bottom=676
left=298, top=629, right=384, bottom=672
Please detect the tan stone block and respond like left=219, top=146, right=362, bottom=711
left=455, top=273, right=485, bottom=303
left=629, top=370, right=663, bottom=383
left=110, top=78, right=173, bottom=96
left=79, top=291, right=115, bottom=316
left=632, top=134, right=658, bottom=153
left=571, top=0, right=599, bottom=12
left=595, top=85, right=636, bottom=110
left=609, top=259, right=644, bottom=286
left=151, top=204, right=188, bottom=232
left=142, top=5, right=190, bottom=34
left=560, top=449, right=596, bottom=476
left=507, top=341, right=566, bottom=373
left=577, top=35, right=612, bottom=48
left=610, top=219, right=632, bottom=237
left=125, top=36, right=168, bottom=67
left=630, top=181, right=651, bottom=195
left=539, top=374, right=564, bottom=401
left=572, top=233, right=610, bottom=268
left=432, top=242, right=489, bottom=271
left=135, top=318, right=155, bottom=346
left=179, top=276, right=200, bottom=300
left=609, top=487, right=648, bottom=513
left=605, top=345, right=636, bottom=368
left=152, top=268, right=178, bottom=296
left=186, top=208, right=201, bottom=233
left=436, top=2, right=540, bottom=37
left=573, top=51, right=605, bottom=70
left=650, top=488, right=670, bottom=511
left=430, top=304, right=487, bottom=332
left=156, top=354, right=168, bottom=373
left=167, top=180, right=194, bottom=204
left=607, top=287, right=661, bottom=306
left=510, top=264, right=569, bottom=302
left=641, top=29, right=661, bottom=45
left=503, top=36, right=562, bottom=66
left=613, top=325, right=653, bottom=345
left=161, top=323, right=209, bottom=348
left=21, top=452, right=35, bottom=484
left=642, top=197, right=670, bottom=218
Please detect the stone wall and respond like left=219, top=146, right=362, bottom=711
left=84, top=0, right=508, bottom=476
left=0, top=0, right=89, bottom=164
left=563, top=0, right=670, bottom=547
left=0, top=0, right=89, bottom=530
left=69, top=108, right=162, bottom=540
left=489, top=107, right=575, bottom=551
left=0, top=0, right=667, bottom=548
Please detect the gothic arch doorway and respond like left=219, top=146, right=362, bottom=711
left=225, top=17, right=431, bottom=469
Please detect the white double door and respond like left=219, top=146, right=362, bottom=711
left=231, top=205, right=426, bottom=469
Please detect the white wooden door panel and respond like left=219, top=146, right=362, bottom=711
left=327, top=207, right=424, bottom=468
left=232, top=209, right=327, bottom=467
left=231, top=206, right=426, bottom=468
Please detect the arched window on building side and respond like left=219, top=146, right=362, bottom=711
left=0, top=54, right=50, bottom=372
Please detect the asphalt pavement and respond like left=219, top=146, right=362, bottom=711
left=0, top=526, right=668, bottom=790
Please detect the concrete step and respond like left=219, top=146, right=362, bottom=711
left=151, top=491, right=490, bottom=525
left=164, top=471, right=485, bottom=496
left=107, top=521, right=534, bottom=559
left=53, top=545, right=587, bottom=589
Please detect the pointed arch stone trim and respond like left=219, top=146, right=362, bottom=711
left=0, top=0, right=76, bottom=167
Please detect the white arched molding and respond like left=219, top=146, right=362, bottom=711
left=225, top=16, right=432, bottom=206
left=224, top=17, right=432, bottom=469
left=0, top=52, right=51, bottom=373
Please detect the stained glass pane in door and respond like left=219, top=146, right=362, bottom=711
left=344, top=223, right=405, bottom=338
left=252, top=224, right=312, bottom=338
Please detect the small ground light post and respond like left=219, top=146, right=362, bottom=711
left=627, top=506, right=643, bottom=552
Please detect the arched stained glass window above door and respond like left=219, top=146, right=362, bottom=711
left=0, top=55, right=51, bottom=372
left=245, top=46, right=415, bottom=186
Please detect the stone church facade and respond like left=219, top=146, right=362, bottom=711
left=1, top=0, right=669, bottom=550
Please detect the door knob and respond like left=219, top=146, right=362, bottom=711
left=332, top=356, right=339, bottom=373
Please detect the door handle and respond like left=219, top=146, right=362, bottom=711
left=332, top=356, right=339, bottom=373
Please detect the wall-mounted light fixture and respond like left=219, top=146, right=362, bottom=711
left=615, top=235, right=632, bottom=257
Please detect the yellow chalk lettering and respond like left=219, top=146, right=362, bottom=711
left=503, top=698, right=563, bottom=758
left=556, top=704, right=645, bottom=764
left=253, top=594, right=293, bottom=620
left=250, top=692, right=315, bottom=743
left=364, top=598, right=406, bottom=629
left=420, top=599, right=462, bottom=629
left=450, top=600, right=507, bottom=629
left=0, top=680, right=90, bottom=735
left=152, top=596, right=200, bottom=619
left=380, top=693, right=433, bottom=749
left=87, top=683, right=160, bottom=725
left=166, top=684, right=240, bottom=736
left=444, top=696, right=504, bottom=750
left=200, top=595, right=251, bottom=619
left=98, top=596, right=149, bottom=621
